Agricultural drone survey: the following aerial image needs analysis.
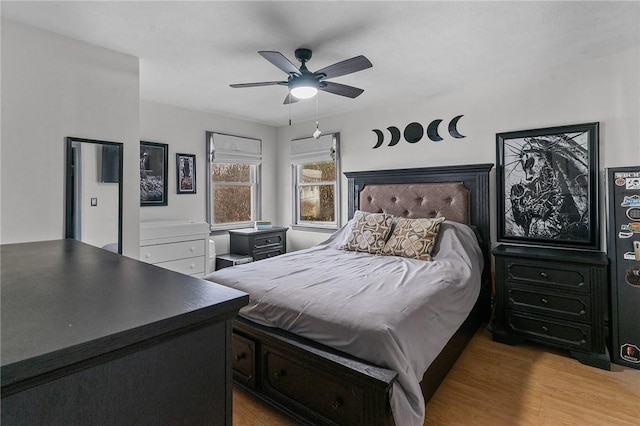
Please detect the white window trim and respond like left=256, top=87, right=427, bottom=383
left=291, top=132, right=341, bottom=231
left=206, top=132, right=262, bottom=231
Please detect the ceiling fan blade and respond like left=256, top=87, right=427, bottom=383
left=314, top=55, right=372, bottom=79
left=283, top=93, right=299, bottom=105
left=258, top=51, right=301, bottom=76
left=320, top=81, right=364, bottom=98
left=230, top=81, right=287, bottom=88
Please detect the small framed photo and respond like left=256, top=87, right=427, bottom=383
left=496, top=122, right=599, bottom=250
left=176, top=153, right=196, bottom=194
left=140, top=141, right=168, bottom=206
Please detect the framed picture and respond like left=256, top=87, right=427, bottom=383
left=176, top=153, right=196, bottom=194
left=496, top=122, right=599, bottom=250
left=140, top=141, right=168, bottom=206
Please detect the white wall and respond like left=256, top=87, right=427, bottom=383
left=140, top=100, right=278, bottom=254
left=1, top=19, right=140, bottom=257
left=79, top=143, right=119, bottom=248
left=277, top=46, right=640, bottom=251
left=3, top=19, right=636, bottom=258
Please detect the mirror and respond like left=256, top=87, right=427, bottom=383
left=65, top=137, right=123, bottom=254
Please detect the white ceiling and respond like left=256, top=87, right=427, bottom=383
left=2, top=1, right=639, bottom=127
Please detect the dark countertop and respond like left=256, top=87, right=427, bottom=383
left=1, top=239, right=248, bottom=392
left=228, top=226, right=288, bottom=235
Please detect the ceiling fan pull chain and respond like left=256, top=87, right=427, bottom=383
left=313, top=94, right=322, bottom=139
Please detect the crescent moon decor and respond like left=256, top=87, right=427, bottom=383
left=370, top=115, right=467, bottom=148
left=448, top=115, right=466, bottom=139
left=387, top=126, right=401, bottom=146
left=372, top=129, right=384, bottom=149
left=426, top=119, right=444, bottom=142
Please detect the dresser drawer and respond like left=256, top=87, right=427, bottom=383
left=506, top=260, right=590, bottom=293
left=232, top=333, right=256, bottom=388
left=262, top=347, right=364, bottom=425
left=507, top=287, right=591, bottom=323
left=253, top=233, right=284, bottom=250
left=506, top=311, right=592, bottom=351
left=253, top=248, right=285, bottom=261
left=154, top=256, right=205, bottom=276
left=140, top=239, right=205, bottom=264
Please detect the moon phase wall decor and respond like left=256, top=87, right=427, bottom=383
left=372, top=115, right=466, bottom=148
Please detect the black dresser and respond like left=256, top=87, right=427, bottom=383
left=1, top=240, right=248, bottom=425
left=491, top=244, right=610, bottom=370
left=229, top=227, right=288, bottom=262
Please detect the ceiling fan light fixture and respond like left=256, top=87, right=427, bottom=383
left=290, top=85, right=318, bottom=99
left=289, top=76, right=318, bottom=100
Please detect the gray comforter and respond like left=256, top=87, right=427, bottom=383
left=205, top=220, right=483, bottom=426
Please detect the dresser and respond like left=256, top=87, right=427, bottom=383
left=140, top=220, right=210, bottom=277
left=491, top=244, right=610, bottom=370
left=228, top=227, right=288, bottom=262
left=1, top=240, right=248, bottom=425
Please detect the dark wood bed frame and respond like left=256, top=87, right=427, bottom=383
left=230, top=163, right=494, bottom=425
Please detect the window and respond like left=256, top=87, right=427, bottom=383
left=207, top=132, right=261, bottom=230
left=291, top=133, right=340, bottom=230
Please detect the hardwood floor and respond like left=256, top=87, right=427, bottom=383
left=232, top=328, right=640, bottom=425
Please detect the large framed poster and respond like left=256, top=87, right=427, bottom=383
left=496, top=122, right=599, bottom=250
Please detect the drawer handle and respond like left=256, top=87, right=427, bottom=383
left=579, top=309, right=586, bottom=315
left=190, top=246, right=196, bottom=252
left=274, top=369, right=286, bottom=379
left=540, top=298, right=549, bottom=304
left=189, top=263, right=196, bottom=269
left=541, top=325, right=549, bottom=333
left=265, top=239, right=271, bottom=244
left=234, top=352, right=246, bottom=361
left=145, top=253, right=152, bottom=259
left=540, top=272, right=548, bottom=278
left=331, top=397, right=343, bottom=410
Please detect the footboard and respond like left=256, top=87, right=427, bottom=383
left=232, top=317, right=397, bottom=426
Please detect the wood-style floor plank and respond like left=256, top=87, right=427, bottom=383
left=233, top=328, right=640, bottom=425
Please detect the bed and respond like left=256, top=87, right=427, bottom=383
left=205, top=163, right=493, bottom=426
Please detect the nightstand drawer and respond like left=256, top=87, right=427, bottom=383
left=506, top=261, right=590, bottom=293
left=506, top=311, right=592, bottom=351
left=507, top=287, right=591, bottom=323
left=229, top=227, right=288, bottom=258
left=254, top=248, right=284, bottom=261
left=253, top=233, right=284, bottom=249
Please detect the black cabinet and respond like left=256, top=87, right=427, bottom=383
left=491, top=244, right=610, bottom=370
left=1, top=240, right=248, bottom=425
left=229, top=227, right=288, bottom=262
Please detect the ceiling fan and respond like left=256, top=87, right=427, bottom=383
left=230, top=48, right=372, bottom=104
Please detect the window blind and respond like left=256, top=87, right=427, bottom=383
left=210, top=132, right=261, bottom=164
left=290, top=134, right=335, bottom=165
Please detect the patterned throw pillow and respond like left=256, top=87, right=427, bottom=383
left=381, top=217, right=445, bottom=261
left=340, top=211, right=394, bottom=254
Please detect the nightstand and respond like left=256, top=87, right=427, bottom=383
left=229, top=227, right=288, bottom=262
left=215, top=253, right=253, bottom=270
left=491, top=244, right=610, bottom=370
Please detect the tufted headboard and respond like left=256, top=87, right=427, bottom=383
left=344, top=163, right=494, bottom=321
left=358, top=182, right=470, bottom=223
